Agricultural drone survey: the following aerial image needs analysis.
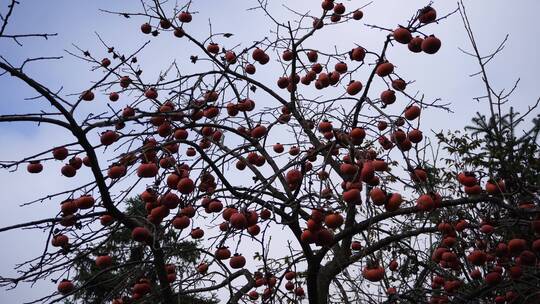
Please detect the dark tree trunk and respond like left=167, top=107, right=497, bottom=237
left=306, top=262, right=320, bottom=304
left=316, top=275, right=331, bottom=304
left=151, top=244, right=176, bottom=304
left=306, top=261, right=331, bottom=304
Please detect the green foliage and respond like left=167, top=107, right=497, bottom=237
left=437, top=108, right=540, bottom=201
left=66, top=198, right=216, bottom=304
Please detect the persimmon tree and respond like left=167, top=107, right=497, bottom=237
left=1, top=1, right=539, bottom=304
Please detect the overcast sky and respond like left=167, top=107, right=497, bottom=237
left=1, top=0, right=539, bottom=303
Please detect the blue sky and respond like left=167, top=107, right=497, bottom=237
left=1, top=0, right=539, bottom=302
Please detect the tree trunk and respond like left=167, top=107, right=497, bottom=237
left=306, top=261, right=331, bottom=304
left=151, top=244, right=176, bottom=304
left=306, top=263, right=319, bottom=304
left=316, top=275, right=331, bottom=304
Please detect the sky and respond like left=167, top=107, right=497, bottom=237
left=1, top=0, right=539, bottom=303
